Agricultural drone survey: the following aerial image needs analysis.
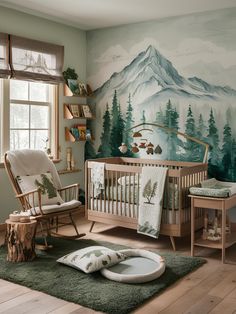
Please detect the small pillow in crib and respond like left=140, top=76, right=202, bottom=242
left=57, top=246, right=126, bottom=273
left=118, top=175, right=140, bottom=186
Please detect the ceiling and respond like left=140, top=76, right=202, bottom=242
left=0, top=0, right=236, bottom=30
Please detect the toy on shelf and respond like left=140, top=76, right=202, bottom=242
left=202, top=210, right=231, bottom=241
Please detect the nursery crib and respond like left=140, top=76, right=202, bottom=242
left=85, top=157, right=208, bottom=250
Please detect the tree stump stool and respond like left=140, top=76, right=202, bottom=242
left=5, top=219, right=37, bottom=262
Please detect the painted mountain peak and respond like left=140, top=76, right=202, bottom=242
left=88, top=44, right=236, bottom=181
left=94, top=45, right=236, bottom=110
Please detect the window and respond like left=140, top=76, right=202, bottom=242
left=0, top=79, right=58, bottom=159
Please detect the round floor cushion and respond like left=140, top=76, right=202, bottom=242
left=100, top=249, right=166, bottom=283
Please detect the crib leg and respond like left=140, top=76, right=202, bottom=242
left=170, top=236, right=176, bottom=251
left=89, top=221, right=96, bottom=232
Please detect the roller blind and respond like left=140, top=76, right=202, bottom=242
left=10, top=35, right=64, bottom=84
left=0, top=33, right=11, bottom=78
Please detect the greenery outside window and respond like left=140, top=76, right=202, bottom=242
left=0, top=79, right=59, bottom=161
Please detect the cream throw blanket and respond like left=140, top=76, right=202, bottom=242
left=7, top=149, right=61, bottom=189
left=138, top=167, right=168, bottom=238
left=91, top=162, right=105, bottom=197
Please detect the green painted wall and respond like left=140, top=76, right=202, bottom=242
left=0, top=6, right=87, bottom=221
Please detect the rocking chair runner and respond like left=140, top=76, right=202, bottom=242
left=4, top=149, right=85, bottom=247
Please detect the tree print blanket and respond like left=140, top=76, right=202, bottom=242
left=138, top=167, right=168, bottom=238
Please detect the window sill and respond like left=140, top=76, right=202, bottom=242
left=0, top=158, right=61, bottom=168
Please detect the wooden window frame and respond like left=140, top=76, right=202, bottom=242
left=0, top=79, right=60, bottom=164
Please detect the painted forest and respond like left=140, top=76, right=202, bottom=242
left=85, top=90, right=236, bottom=182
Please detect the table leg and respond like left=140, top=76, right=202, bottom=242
left=222, top=206, right=226, bottom=264
left=191, top=199, right=195, bottom=257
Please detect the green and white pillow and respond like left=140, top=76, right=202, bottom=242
left=16, top=172, right=64, bottom=207
left=57, top=246, right=126, bottom=273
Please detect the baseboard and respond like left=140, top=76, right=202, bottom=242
left=0, top=223, right=6, bottom=232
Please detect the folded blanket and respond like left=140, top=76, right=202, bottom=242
left=91, top=162, right=105, bottom=197
left=138, top=166, right=168, bottom=238
left=189, top=178, right=236, bottom=198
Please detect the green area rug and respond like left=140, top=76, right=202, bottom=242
left=0, top=238, right=205, bottom=313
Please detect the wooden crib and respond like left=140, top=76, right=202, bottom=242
left=85, top=157, right=208, bottom=250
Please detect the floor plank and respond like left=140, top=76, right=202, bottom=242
left=209, top=297, right=236, bottom=314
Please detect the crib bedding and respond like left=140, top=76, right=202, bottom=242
left=86, top=157, right=208, bottom=241
left=90, top=198, right=187, bottom=224
left=95, top=182, right=179, bottom=209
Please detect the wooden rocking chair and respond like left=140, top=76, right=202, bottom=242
left=4, top=149, right=85, bottom=249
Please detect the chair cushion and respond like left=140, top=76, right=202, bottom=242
left=57, top=246, right=126, bottom=273
left=28, top=199, right=81, bottom=215
left=17, top=172, right=64, bottom=207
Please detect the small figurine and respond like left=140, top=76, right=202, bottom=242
left=119, top=143, right=128, bottom=154
left=146, top=142, right=154, bottom=154
left=154, top=145, right=162, bottom=154
left=131, top=143, right=139, bottom=153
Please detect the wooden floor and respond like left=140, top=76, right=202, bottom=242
left=0, top=216, right=236, bottom=314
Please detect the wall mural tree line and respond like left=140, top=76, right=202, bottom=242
left=85, top=88, right=236, bottom=182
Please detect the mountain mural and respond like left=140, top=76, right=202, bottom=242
left=87, top=45, right=236, bottom=181
left=94, top=45, right=236, bottom=107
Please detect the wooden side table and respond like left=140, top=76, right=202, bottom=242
left=5, top=219, right=37, bottom=262
left=190, top=195, right=236, bottom=263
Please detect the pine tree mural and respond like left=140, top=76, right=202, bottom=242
left=97, top=103, right=112, bottom=158
left=155, top=108, right=165, bottom=125
left=231, top=139, right=236, bottom=181
left=195, top=113, right=208, bottom=162
left=123, top=94, right=134, bottom=156
left=141, top=110, right=146, bottom=124
left=163, top=99, right=181, bottom=160
left=222, top=123, right=233, bottom=180
left=85, top=140, right=97, bottom=160
left=184, top=105, right=200, bottom=161
left=207, top=108, right=221, bottom=178
left=110, top=90, right=123, bottom=156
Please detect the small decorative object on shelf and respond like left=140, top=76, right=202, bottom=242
left=66, top=147, right=72, bottom=171
left=202, top=210, right=231, bottom=241
left=62, top=67, right=78, bottom=85
left=79, top=83, right=88, bottom=96
left=64, top=80, right=93, bottom=97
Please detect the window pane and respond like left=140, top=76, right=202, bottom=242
left=10, top=130, right=29, bottom=150
left=30, top=81, right=48, bottom=102
left=10, top=103, right=29, bottom=128
left=30, top=130, right=48, bottom=150
left=10, top=80, right=28, bottom=100
left=31, top=105, right=49, bottom=128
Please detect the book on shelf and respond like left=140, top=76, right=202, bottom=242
left=69, top=104, right=80, bottom=118
left=81, top=104, right=92, bottom=118
left=77, top=124, right=87, bottom=141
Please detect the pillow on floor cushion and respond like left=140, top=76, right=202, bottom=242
left=57, top=246, right=126, bottom=273
left=16, top=172, right=64, bottom=207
